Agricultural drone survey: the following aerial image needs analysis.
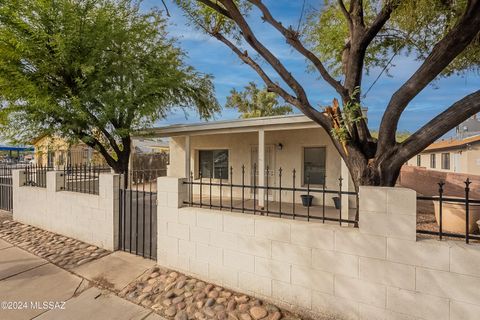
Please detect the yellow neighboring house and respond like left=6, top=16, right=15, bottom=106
left=406, top=134, right=480, bottom=175
left=32, top=135, right=107, bottom=168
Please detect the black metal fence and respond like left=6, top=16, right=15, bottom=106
left=417, top=178, right=480, bottom=243
left=23, top=165, right=53, bottom=188
left=184, top=165, right=358, bottom=225
left=60, top=165, right=111, bottom=195
left=0, top=164, right=26, bottom=211
left=118, top=169, right=167, bottom=260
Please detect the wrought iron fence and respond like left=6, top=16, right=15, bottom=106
left=23, top=165, right=53, bottom=188
left=0, top=164, right=26, bottom=211
left=183, top=165, right=358, bottom=225
left=119, top=169, right=167, bottom=260
left=60, top=165, right=111, bottom=195
left=417, top=178, right=480, bottom=243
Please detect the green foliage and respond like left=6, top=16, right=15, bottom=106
left=330, top=88, right=365, bottom=142
left=173, top=0, right=251, bottom=41
left=305, top=0, right=480, bottom=77
left=225, top=82, right=293, bottom=118
left=0, top=0, right=219, bottom=162
left=371, top=130, right=411, bottom=142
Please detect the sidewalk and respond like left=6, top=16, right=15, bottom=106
left=0, top=212, right=310, bottom=320
left=0, top=212, right=166, bottom=320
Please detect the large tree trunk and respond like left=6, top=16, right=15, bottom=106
left=341, top=141, right=402, bottom=188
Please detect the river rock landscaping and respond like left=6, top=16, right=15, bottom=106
left=119, top=265, right=306, bottom=320
left=0, top=217, right=110, bottom=269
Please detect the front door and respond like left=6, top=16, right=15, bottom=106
left=250, top=145, right=275, bottom=199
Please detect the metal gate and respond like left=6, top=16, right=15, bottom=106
left=118, top=169, right=166, bottom=260
left=0, top=166, right=14, bottom=211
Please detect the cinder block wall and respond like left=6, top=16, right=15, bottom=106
left=157, top=177, right=480, bottom=320
left=12, top=170, right=120, bottom=250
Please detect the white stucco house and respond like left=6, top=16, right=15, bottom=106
left=138, top=114, right=356, bottom=222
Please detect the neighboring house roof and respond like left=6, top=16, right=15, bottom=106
left=133, top=138, right=169, bottom=153
left=423, top=135, right=480, bottom=152
left=135, top=114, right=321, bottom=137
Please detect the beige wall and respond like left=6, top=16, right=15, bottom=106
left=407, top=147, right=480, bottom=176
left=12, top=170, right=120, bottom=250
left=157, top=177, right=480, bottom=320
left=168, top=128, right=353, bottom=206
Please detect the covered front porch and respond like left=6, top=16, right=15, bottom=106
left=141, top=115, right=356, bottom=223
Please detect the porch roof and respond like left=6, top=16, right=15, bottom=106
left=135, top=114, right=321, bottom=138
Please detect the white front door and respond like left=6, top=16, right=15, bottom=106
left=250, top=145, right=275, bottom=199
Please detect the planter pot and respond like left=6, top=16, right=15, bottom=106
left=434, top=201, right=480, bottom=234
left=332, top=196, right=341, bottom=210
left=301, top=195, right=313, bottom=207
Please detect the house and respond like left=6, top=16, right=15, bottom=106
left=406, top=134, right=480, bottom=175
left=456, top=114, right=480, bottom=138
left=32, top=135, right=107, bottom=168
left=138, top=114, right=355, bottom=221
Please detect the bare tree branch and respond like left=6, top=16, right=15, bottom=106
left=248, top=0, right=348, bottom=100
left=211, top=30, right=331, bottom=129
left=377, top=0, right=480, bottom=153
left=394, top=90, right=480, bottom=167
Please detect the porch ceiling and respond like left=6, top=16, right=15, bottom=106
left=134, top=114, right=323, bottom=138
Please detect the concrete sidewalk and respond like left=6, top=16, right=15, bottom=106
left=0, top=239, right=164, bottom=320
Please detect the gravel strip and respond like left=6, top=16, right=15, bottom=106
left=119, top=266, right=308, bottom=320
left=0, top=218, right=111, bottom=269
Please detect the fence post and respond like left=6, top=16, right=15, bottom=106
left=99, top=173, right=121, bottom=250
left=47, top=171, right=63, bottom=193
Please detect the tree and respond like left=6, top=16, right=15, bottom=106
left=225, top=82, right=292, bottom=118
left=0, top=0, right=219, bottom=177
left=174, top=0, right=480, bottom=187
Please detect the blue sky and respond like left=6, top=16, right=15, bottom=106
left=147, top=0, right=479, bottom=134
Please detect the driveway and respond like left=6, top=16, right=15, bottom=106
left=0, top=239, right=164, bottom=320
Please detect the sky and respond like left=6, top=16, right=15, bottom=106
left=142, top=0, right=480, bottom=135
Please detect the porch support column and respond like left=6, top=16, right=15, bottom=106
left=258, top=129, right=265, bottom=207
left=185, top=135, right=191, bottom=179
left=341, top=158, right=350, bottom=226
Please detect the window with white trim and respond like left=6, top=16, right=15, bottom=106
left=198, top=150, right=229, bottom=179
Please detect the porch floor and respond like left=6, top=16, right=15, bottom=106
left=187, top=195, right=357, bottom=226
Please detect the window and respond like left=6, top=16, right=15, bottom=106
left=47, top=151, right=55, bottom=167
left=441, top=153, right=450, bottom=170
left=430, top=154, right=436, bottom=169
left=303, top=147, right=326, bottom=185
left=199, top=150, right=228, bottom=179
left=417, top=155, right=421, bottom=166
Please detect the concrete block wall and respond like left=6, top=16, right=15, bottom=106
left=157, top=177, right=480, bottom=320
left=12, top=170, right=120, bottom=250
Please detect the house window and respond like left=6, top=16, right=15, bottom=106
left=199, top=150, right=228, bottom=179
left=47, top=151, right=55, bottom=167
left=430, top=154, right=436, bottom=169
left=441, top=153, right=450, bottom=170
left=303, top=147, right=326, bottom=185
left=417, top=155, right=421, bottom=166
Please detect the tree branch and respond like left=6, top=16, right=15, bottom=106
left=360, top=1, right=399, bottom=48
left=338, top=0, right=353, bottom=31
left=393, top=90, right=480, bottom=167
left=196, top=0, right=232, bottom=18
left=377, top=0, right=480, bottom=152
left=247, top=0, right=348, bottom=100
left=211, top=30, right=330, bottom=128
left=77, top=131, right=118, bottom=168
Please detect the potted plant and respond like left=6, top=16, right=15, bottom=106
left=434, top=200, right=480, bottom=234
left=300, top=194, right=313, bottom=207
left=332, top=196, right=341, bottom=209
